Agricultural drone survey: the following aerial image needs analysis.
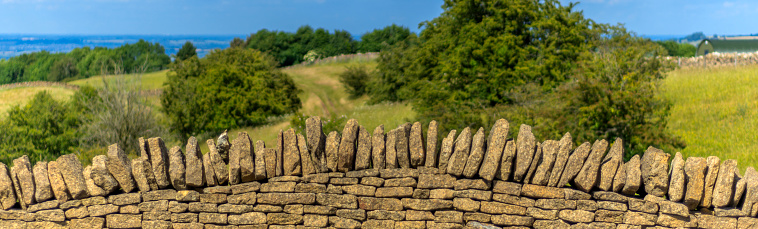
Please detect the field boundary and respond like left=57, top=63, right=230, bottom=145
left=0, top=81, right=80, bottom=91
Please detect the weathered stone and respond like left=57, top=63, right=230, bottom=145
left=620, top=154, right=641, bottom=196
left=370, top=125, right=386, bottom=170
left=30, top=161, right=52, bottom=203
left=407, top=122, right=424, bottom=168
left=87, top=204, right=118, bottom=217
left=69, top=217, right=105, bottom=229
left=335, top=208, right=366, bottom=221
left=361, top=177, right=384, bottom=187
left=306, top=117, right=328, bottom=173
left=91, top=155, right=119, bottom=194
left=374, top=187, right=413, bottom=198
left=479, top=119, right=508, bottom=181
left=45, top=161, right=70, bottom=204
left=276, top=130, right=284, bottom=176
left=257, top=193, right=315, bottom=205
left=535, top=199, right=577, bottom=210
left=739, top=217, right=758, bottom=229
left=434, top=210, right=463, bottom=223
left=264, top=148, right=277, bottom=179
left=383, top=128, right=399, bottom=170
left=498, top=140, right=516, bottom=181
left=235, top=132, right=257, bottom=183
left=363, top=219, right=395, bottom=229
left=573, top=139, right=608, bottom=192
left=546, top=133, right=573, bottom=187
left=697, top=214, right=736, bottom=229
left=611, top=160, right=626, bottom=193
left=330, top=216, right=361, bottom=228
left=163, top=146, right=185, bottom=190
left=59, top=199, right=82, bottom=209
left=366, top=209, right=404, bottom=220
left=714, top=207, right=747, bottom=217
left=336, top=119, right=359, bottom=172
left=107, top=214, right=142, bottom=228
left=598, top=138, right=623, bottom=191
left=421, top=121, right=439, bottom=167
left=463, top=212, right=492, bottom=223
left=438, top=130, right=457, bottom=174
left=521, top=184, right=564, bottom=199
left=81, top=196, right=107, bottom=206
left=230, top=182, right=259, bottom=195
left=326, top=131, right=341, bottom=172
left=139, top=200, right=169, bottom=212
left=628, top=199, right=658, bottom=214
left=656, top=213, right=697, bottom=228
left=559, top=209, right=594, bottom=223
left=56, top=154, right=88, bottom=199
left=623, top=211, right=656, bottom=226
left=199, top=193, right=227, bottom=204
left=182, top=137, right=204, bottom=188
left=384, top=177, right=416, bottom=187
left=199, top=212, right=227, bottom=224
left=598, top=201, right=627, bottom=211
left=315, top=193, right=357, bottom=208
left=227, top=192, right=257, bottom=205
left=742, top=166, right=758, bottom=215
left=594, top=209, right=624, bottom=223
left=131, top=157, right=158, bottom=192
left=104, top=144, right=135, bottom=194
left=294, top=183, right=326, bottom=193
left=281, top=128, right=301, bottom=176
left=83, top=166, right=106, bottom=197
left=169, top=201, right=188, bottom=213
left=641, top=146, right=671, bottom=197
left=260, top=181, right=295, bottom=193
left=252, top=140, right=267, bottom=180
left=402, top=198, right=453, bottom=211
left=532, top=140, right=559, bottom=186
left=147, top=137, right=171, bottom=188
left=557, top=142, right=591, bottom=188
left=593, top=191, right=628, bottom=203
left=108, top=193, right=141, bottom=206
left=354, top=126, right=373, bottom=170
left=207, top=139, right=229, bottom=184
left=453, top=179, right=489, bottom=190
left=356, top=197, right=401, bottom=211
left=513, top=124, right=536, bottom=182
left=700, top=156, right=720, bottom=208
left=187, top=202, right=217, bottom=212
left=713, top=159, right=737, bottom=207
left=453, top=197, right=480, bottom=211
left=524, top=142, right=542, bottom=183
left=461, top=127, right=485, bottom=178
left=294, top=134, right=314, bottom=176
left=491, top=214, right=534, bottom=226
left=396, top=123, right=412, bottom=169
left=564, top=189, right=591, bottom=200
left=644, top=195, right=688, bottom=217
left=447, top=127, right=472, bottom=176
left=201, top=151, right=217, bottom=186
left=684, top=156, right=707, bottom=210
left=265, top=213, right=301, bottom=225
left=454, top=189, right=492, bottom=201
left=417, top=173, right=455, bottom=189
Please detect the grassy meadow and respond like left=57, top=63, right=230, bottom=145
left=0, top=86, right=75, bottom=118
left=663, top=65, right=758, bottom=172
left=68, top=69, right=170, bottom=90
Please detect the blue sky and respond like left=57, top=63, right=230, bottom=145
left=0, top=0, right=756, bottom=36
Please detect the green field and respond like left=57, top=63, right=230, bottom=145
left=68, top=69, right=169, bottom=90
left=663, top=65, right=758, bottom=172
left=0, top=86, right=75, bottom=118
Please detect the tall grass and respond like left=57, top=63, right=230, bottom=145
left=663, top=65, right=758, bottom=172
left=0, top=87, right=75, bottom=118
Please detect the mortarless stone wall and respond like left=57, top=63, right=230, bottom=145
left=0, top=117, right=756, bottom=229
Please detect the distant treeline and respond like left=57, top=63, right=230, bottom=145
left=0, top=39, right=170, bottom=84
left=236, top=24, right=412, bottom=67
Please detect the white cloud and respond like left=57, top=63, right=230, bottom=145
left=723, top=1, right=735, bottom=7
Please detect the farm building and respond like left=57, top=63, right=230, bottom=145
left=697, top=38, right=758, bottom=56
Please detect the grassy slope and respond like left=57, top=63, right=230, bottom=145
left=0, top=87, right=75, bottom=118
left=68, top=70, right=169, bottom=90
left=663, top=65, right=758, bottom=172
left=198, top=61, right=415, bottom=153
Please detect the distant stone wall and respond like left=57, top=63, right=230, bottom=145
left=1, top=117, right=757, bottom=229
left=675, top=52, right=758, bottom=68
left=0, top=81, right=80, bottom=91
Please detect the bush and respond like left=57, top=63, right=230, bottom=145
left=162, top=47, right=302, bottom=138
left=0, top=91, right=81, bottom=165
left=339, top=65, right=371, bottom=98
left=655, top=40, right=696, bottom=57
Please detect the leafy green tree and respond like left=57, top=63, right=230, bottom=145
left=0, top=91, right=81, bottom=165
left=338, top=65, right=371, bottom=98
left=358, top=24, right=412, bottom=52
left=176, top=41, right=198, bottom=62
left=244, top=25, right=358, bottom=66
left=655, top=40, right=696, bottom=57
left=48, top=56, right=79, bottom=81
left=230, top=37, right=245, bottom=48
left=162, top=47, right=302, bottom=138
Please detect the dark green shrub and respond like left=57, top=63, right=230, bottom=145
left=339, top=65, right=371, bottom=98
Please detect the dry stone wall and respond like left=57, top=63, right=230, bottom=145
left=675, top=52, right=758, bottom=68
left=1, top=117, right=758, bottom=229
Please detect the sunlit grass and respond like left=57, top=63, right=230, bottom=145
left=68, top=69, right=169, bottom=90
left=663, top=65, right=758, bottom=172
left=0, top=86, right=75, bottom=118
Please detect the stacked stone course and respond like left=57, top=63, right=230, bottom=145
left=1, top=117, right=758, bottom=228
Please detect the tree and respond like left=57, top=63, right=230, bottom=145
left=655, top=40, right=696, bottom=57
left=48, top=56, right=78, bottom=81
left=358, top=24, right=413, bottom=53
left=162, top=47, right=302, bottom=138
left=176, top=41, right=198, bottom=62
left=338, top=65, right=371, bottom=98
left=229, top=37, right=245, bottom=48
left=0, top=91, right=81, bottom=165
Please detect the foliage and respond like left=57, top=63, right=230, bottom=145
left=0, top=91, right=81, bottom=165
left=162, top=47, right=302, bottom=138
left=175, top=41, right=198, bottom=62
left=303, top=50, right=321, bottom=63
left=0, top=40, right=170, bottom=84
left=372, top=0, right=683, bottom=158
left=75, top=75, right=165, bottom=155
left=230, top=37, right=245, bottom=48
left=243, top=25, right=358, bottom=66
left=655, top=40, right=696, bottom=57
left=357, top=24, right=413, bottom=53
left=338, top=65, right=371, bottom=98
